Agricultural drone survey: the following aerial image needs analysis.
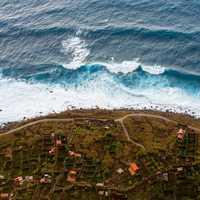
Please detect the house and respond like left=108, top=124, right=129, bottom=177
left=49, top=147, right=56, bottom=155
left=53, top=133, right=66, bottom=147
left=104, top=126, right=110, bottom=130
left=96, top=183, right=104, bottom=187
left=98, top=191, right=104, bottom=196
left=177, top=167, right=184, bottom=172
left=40, top=174, right=52, bottom=184
left=155, top=171, right=162, bottom=180
left=156, top=171, right=162, bottom=176
left=0, top=175, right=5, bottom=180
left=97, top=191, right=109, bottom=197
left=15, top=176, right=24, bottom=186
left=68, top=151, right=81, bottom=158
left=56, top=139, right=62, bottom=146
left=178, top=128, right=185, bottom=134
left=25, top=176, right=34, bottom=182
left=117, top=168, right=124, bottom=174
left=105, top=191, right=109, bottom=197
left=67, top=170, right=77, bottom=183
left=128, top=162, right=139, bottom=176
left=177, top=128, right=185, bottom=141
left=51, top=133, right=55, bottom=139
left=162, top=173, right=169, bottom=181
left=0, top=193, right=13, bottom=200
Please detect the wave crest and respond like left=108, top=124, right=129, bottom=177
left=82, top=61, right=166, bottom=74
left=61, top=36, right=166, bottom=75
left=0, top=73, right=200, bottom=125
left=62, top=37, right=90, bottom=68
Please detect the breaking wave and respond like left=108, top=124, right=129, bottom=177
left=62, top=37, right=90, bottom=68
left=60, top=36, right=166, bottom=75
left=0, top=11, right=200, bottom=124
left=0, top=59, right=200, bottom=124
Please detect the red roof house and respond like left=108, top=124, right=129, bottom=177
left=177, top=128, right=185, bottom=140
left=67, top=170, right=77, bottom=183
left=128, top=162, right=139, bottom=176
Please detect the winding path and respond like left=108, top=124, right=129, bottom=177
left=1, top=113, right=200, bottom=146
left=0, top=118, right=74, bottom=137
left=115, top=116, right=146, bottom=151
left=117, top=113, right=200, bottom=132
left=115, top=113, right=200, bottom=151
left=0, top=118, right=108, bottom=137
left=115, top=113, right=179, bottom=151
left=118, top=113, right=200, bottom=133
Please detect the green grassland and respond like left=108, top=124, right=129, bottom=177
left=0, top=110, right=200, bottom=200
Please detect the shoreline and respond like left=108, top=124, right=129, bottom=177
left=0, top=76, right=200, bottom=126
left=1, top=108, right=200, bottom=134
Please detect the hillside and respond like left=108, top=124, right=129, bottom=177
left=0, top=110, right=200, bottom=200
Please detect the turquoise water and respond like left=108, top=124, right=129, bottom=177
left=0, top=0, right=200, bottom=123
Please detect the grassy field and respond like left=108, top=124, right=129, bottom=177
left=0, top=109, right=200, bottom=200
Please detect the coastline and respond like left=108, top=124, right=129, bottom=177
left=1, top=109, right=200, bottom=199
left=1, top=108, right=200, bottom=134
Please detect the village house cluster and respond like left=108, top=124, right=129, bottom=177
left=0, top=120, right=199, bottom=199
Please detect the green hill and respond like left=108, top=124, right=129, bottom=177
left=0, top=110, right=200, bottom=200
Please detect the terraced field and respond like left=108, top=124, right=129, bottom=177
left=0, top=110, right=200, bottom=200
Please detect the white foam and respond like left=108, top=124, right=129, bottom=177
left=61, top=37, right=165, bottom=74
left=62, top=37, right=90, bottom=68
left=0, top=75, right=200, bottom=125
left=0, top=76, right=147, bottom=124
left=63, top=57, right=166, bottom=75
left=142, top=64, right=166, bottom=75
left=97, top=60, right=140, bottom=74
left=96, top=60, right=166, bottom=74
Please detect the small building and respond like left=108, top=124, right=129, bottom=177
left=56, top=139, right=62, bottom=146
left=96, top=183, right=104, bottom=187
left=0, top=175, right=5, bottom=180
left=177, top=128, right=185, bottom=141
left=104, top=126, right=110, bottom=130
left=40, top=174, right=52, bottom=184
left=105, top=191, right=109, bottom=197
left=162, top=173, right=168, bottom=181
left=0, top=193, right=13, bottom=200
left=128, top=162, right=139, bottom=176
left=156, top=171, right=162, bottom=176
left=97, top=191, right=109, bottom=197
left=68, top=151, right=81, bottom=158
left=25, top=176, right=34, bottom=182
left=117, top=168, right=124, bottom=174
left=156, top=171, right=162, bottom=180
left=98, top=191, right=104, bottom=196
left=177, top=167, right=184, bottom=172
left=49, top=147, right=56, bottom=155
left=67, top=170, right=77, bottom=183
left=15, top=176, right=24, bottom=186
left=51, top=133, right=55, bottom=138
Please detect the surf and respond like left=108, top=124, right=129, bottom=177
left=0, top=59, right=200, bottom=125
left=0, top=25, right=200, bottom=124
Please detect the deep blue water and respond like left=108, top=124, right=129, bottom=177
left=0, top=0, right=200, bottom=123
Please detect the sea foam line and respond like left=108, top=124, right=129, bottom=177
left=0, top=75, right=200, bottom=125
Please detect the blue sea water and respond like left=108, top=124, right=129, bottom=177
left=0, top=0, right=200, bottom=123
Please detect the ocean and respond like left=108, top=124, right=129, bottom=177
left=0, top=0, right=200, bottom=124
